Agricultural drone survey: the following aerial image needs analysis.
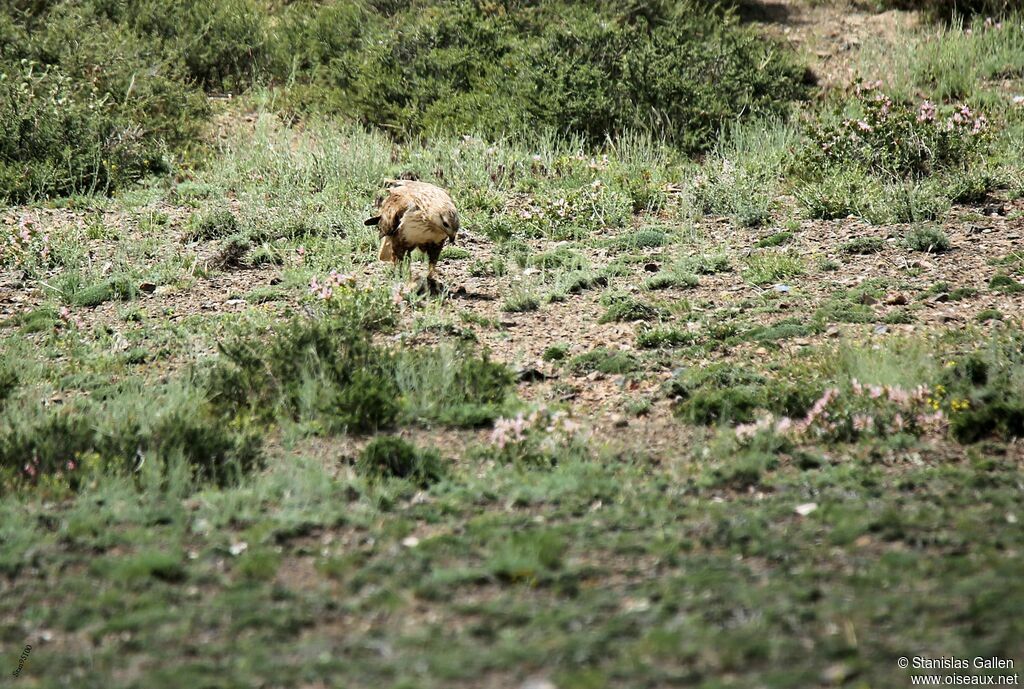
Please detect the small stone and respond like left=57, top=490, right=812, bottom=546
left=773, top=284, right=791, bottom=293
left=610, top=413, right=628, bottom=428
left=858, top=293, right=878, bottom=305
left=795, top=502, right=818, bottom=516
left=931, top=293, right=950, bottom=303
left=228, top=541, right=248, bottom=556
left=873, top=325, right=888, bottom=335
left=401, top=536, right=420, bottom=548
left=884, top=292, right=908, bottom=305
left=826, top=325, right=842, bottom=338
left=643, top=262, right=660, bottom=273
left=138, top=281, right=157, bottom=294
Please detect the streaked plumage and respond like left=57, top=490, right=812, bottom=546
left=364, top=180, right=460, bottom=280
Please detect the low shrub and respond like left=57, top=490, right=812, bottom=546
left=568, top=348, right=640, bottom=375
left=0, top=385, right=263, bottom=490
left=668, top=364, right=817, bottom=425
left=356, top=437, right=445, bottom=486
left=904, top=225, right=952, bottom=253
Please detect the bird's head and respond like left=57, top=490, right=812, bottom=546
left=440, top=210, right=460, bottom=243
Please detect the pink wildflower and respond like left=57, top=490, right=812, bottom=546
left=887, top=386, right=910, bottom=406
left=491, top=414, right=529, bottom=449
left=918, top=100, right=937, bottom=123
left=853, top=414, right=875, bottom=433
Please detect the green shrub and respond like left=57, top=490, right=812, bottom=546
left=542, top=344, right=569, bottom=362
left=185, top=209, right=239, bottom=242
left=904, top=225, right=952, bottom=253
left=395, top=346, right=513, bottom=427
left=841, top=237, right=887, bottom=255
left=755, top=231, right=793, bottom=248
left=71, top=274, right=138, bottom=307
left=569, top=348, right=639, bottom=375
left=356, top=437, right=445, bottom=486
left=0, top=385, right=263, bottom=489
left=989, top=274, right=1024, bottom=293
left=0, top=62, right=166, bottom=203
left=943, top=335, right=1024, bottom=442
left=598, top=297, right=661, bottom=323
left=339, top=0, right=806, bottom=151
left=800, top=82, right=991, bottom=181
left=875, top=1, right=1014, bottom=22
left=643, top=272, right=699, bottom=291
left=668, top=364, right=817, bottom=425
left=209, top=315, right=400, bottom=434
left=637, top=327, right=699, bottom=349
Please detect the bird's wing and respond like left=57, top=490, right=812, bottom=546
left=376, top=189, right=417, bottom=239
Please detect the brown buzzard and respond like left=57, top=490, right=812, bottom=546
left=364, top=180, right=460, bottom=280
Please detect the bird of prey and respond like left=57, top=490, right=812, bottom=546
left=364, top=179, right=459, bottom=281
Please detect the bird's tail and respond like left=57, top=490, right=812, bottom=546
left=378, top=237, right=394, bottom=262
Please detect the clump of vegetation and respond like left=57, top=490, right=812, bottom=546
left=333, top=1, right=807, bottom=151
left=0, top=384, right=263, bottom=489
left=689, top=252, right=732, bottom=274
left=795, top=81, right=994, bottom=223
left=742, top=250, right=806, bottom=285
left=841, top=237, right=887, bottom=255
left=989, top=274, right=1024, bottom=293
left=569, top=348, right=640, bottom=375
left=598, top=297, right=661, bottom=323
left=502, top=290, right=541, bottom=314
left=356, top=437, right=445, bottom=486
left=70, top=274, right=139, bottom=307
left=905, top=225, right=952, bottom=252
left=636, top=327, right=699, bottom=349
left=755, top=231, right=794, bottom=248
left=542, top=344, right=569, bottom=362
left=668, top=364, right=818, bottom=425
left=185, top=209, right=239, bottom=242
left=209, top=315, right=401, bottom=434
left=613, top=228, right=669, bottom=251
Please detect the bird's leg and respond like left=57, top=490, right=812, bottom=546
left=427, top=260, right=437, bottom=281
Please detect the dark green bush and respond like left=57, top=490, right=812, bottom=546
left=668, top=364, right=817, bottom=424
left=326, top=0, right=806, bottom=151
left=943, top=335, right=1024, bottom=442
left=0, top=389, right=263, bottom=489
left=598, top=297, right=661, bottom=323
left=356, top=436, right=445, bottom=486
left=871, top=1, right=1013, bottom=22
left=0, top=62, right=167, bottom=203
left=209, top=316, right=400, bottom=434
